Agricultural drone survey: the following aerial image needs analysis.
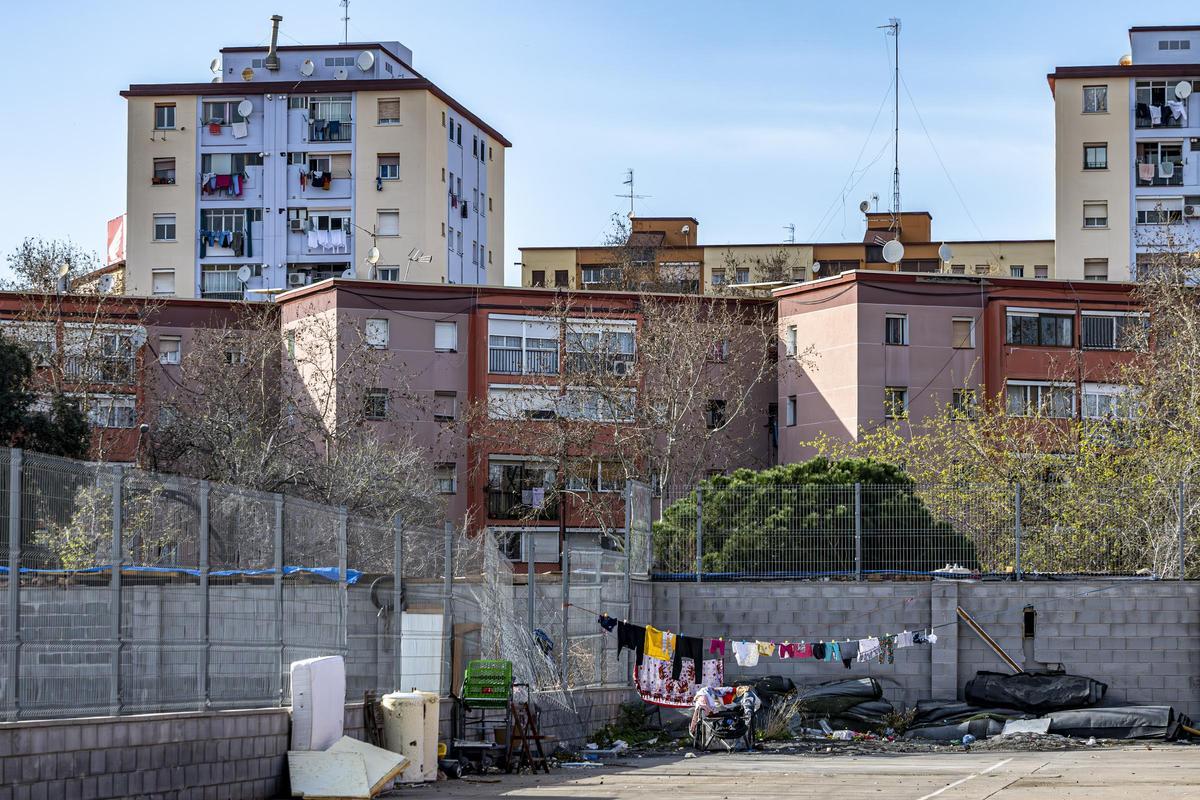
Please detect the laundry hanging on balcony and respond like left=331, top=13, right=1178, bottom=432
left=1148, top=104, right=1163, bottom=125
left=1159, top=160, right=1176, bottom=179
left=201, top=172, right=243, bottom=197
left=231, top=121, right=248, bottom=139
left=1138, top=162, right=1156, bottom=182
left=1166, top=99, right=1188, bottom=124
left=311, top=119, right=327, bottom=141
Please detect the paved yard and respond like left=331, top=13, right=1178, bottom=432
left=422, top=745, right=1200, bottom=799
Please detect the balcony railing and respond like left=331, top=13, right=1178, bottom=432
left=565, top=351, right=635, bottom=376
left=1135, top=161, right=1184, bottom=186
left=64, top=356, right=135, bottom=385
left=308, top=119, right=352, bottom=142
left=486, top=487, right=560, bottom=520
left=1136, top=113, right=1184, bottom=129
left=487, top=348, right=559, bottom=375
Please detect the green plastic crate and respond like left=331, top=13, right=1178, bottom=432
left=462, top=659, right=513, bottom=708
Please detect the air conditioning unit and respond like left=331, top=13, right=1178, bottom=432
left=612, top=360, right=630, bottom=376
left=287, top=272, right=308, bottom=287
left=1187, top=205, right=1200, bottom=218
left=289, top=218, right=306, bottom=233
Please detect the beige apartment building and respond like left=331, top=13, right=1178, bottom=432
left=122, top=21, right=507, bottom=300
left=520, top=213, right=1053, bottom=292
left=1050, top=25, right=1200, bottom=280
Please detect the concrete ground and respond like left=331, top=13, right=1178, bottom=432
left=423, top=746, right=1200, bottom=799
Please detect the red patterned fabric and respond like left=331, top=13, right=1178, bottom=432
left=635, top=656, right=724, bottom=708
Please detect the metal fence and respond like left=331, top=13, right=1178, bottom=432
left=652, top=481, right=1200, bottom=581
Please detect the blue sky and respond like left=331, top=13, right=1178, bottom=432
left=0, top=2, right=1192, bottom=284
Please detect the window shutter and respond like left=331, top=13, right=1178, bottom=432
left=377, top=211, right=400, bottom=236
left=365, top=318, right=389, bottom=348
left=434, top=321, right=457, bottom=351
left=378, top=99, right=401, bottom=121
left=951, top=319, right=973, bottom=348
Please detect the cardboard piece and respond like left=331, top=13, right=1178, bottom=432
left=1000, top=717, right=1052, bottom=736
left=287, top=751, right=370, bottom=799
left=327, top=736, right=411, bottom=794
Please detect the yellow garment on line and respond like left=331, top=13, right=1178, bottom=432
left=757, top=641, right=775, bottom=657
left=644, top=625, right=676, bottom=661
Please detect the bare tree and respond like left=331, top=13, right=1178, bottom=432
left=2, top=238, right=100, bottom=292
left=150, top=302, right=438, bottom=524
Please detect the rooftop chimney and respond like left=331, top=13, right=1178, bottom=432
left=264, top=15, right=283, bottom=71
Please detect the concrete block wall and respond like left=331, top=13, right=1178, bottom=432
left=651, top=580, right=1200, bottom=719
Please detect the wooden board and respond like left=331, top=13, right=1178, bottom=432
left=327, top=736, right=411, bottom=795
left=287, top=751, right=370, bottom=799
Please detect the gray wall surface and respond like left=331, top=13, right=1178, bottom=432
left=652, top=580, right=1200, bottom=718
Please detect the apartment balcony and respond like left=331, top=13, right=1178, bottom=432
left=308, top=119, right=352, bottom=142
left=486, top=487, right=560, bottom=521
left=487, top=348, right=559, bottom=376
left=64, top=356, right=135, bottom=385
left=1135, top=162, right=1184, bottom=186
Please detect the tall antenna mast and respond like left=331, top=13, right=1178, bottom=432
left=615, top=168, right=649, bottom=216
left=340, top=0, right=350, bottom=44
left=783, top=224, right=795, bottom=244
left=879, top=17, right=901, bottom=228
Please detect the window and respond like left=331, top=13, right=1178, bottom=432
left=154, top=104, right=176, bottom=130
left=786, top=395, right=797, bottom=427
left=434, top=463, right=457, bottom=494
left=456, top=231, right=463, bottom=255
left=384, top=61, right=394, bottom=75
left=1084, top=259, right=1108, bottom=281
left=974, top=265, right=990, bottom=275
left=1082, top=383, right=1139, bottom=420
left=377, top=154, right=399, bottom=180
left=531, top=270, right=546, bottom=287
left=288, top=151, right=308, bottom=166
left=433, top=391, right=457, bottom=421
left=1136, top=81, right=1187, bottom=127
left=199, top=208, right=261, bottom=235
left=951, top=389, right=976, bottom=418
left=365, top=318, right=389, bottom=349
left=158, top=335, right=181, bottom=365
left=706, top=399, right=726, bottom=429
left=884, top=387, right=908, bottom=419
left=488, top=196, right=493, bottom=212
left=1035, top=265, right=1049, bottom=279
left=1081, top=313, right=1148, bottom=350
left=151, top=269, right=175, bottom=296
left=1006, top=382, right=1074, bottom=418
left=950, top=264, right=965, bottom=274
left=554, top=270, right=569, bottom=288
left=83, top=395, right=136, bottom=429
left=365, top=388, right=389, bottom=420
left=1006, top=311, right=1073, bottom=347
left=1082, top=85, right=1107, bottom=113
left=288, top=97, right=309, bottom=110
left=324, top=56, right=355, bottom=67
left=286, top=330, right=296, bottom=360
left=202, top=100, right=247, bottom=125
left=457, top=123, right=462, bottom=144
left=153, top=214, right=176, bottom=242
left=152, top=157, right=176, bottom=185
left=448, top=117, right=455, bottom=140
left=434, top=321, right=458, bottom=352
left=1083, top=201, right=1108, bottom=228
left=377, top=98, right=401, bottom=125
left=785, top=325, right=798, bottom=357
left=735, top=268, right=750, bottom=284
left=951, top=317, right=975, bottom=348
left=884, top=314, right=908, bottom=345
left=472, top=240, right=478, bottom=265
left=224, top=347, right=245, bottom=366
left=711, top=270, right=726, bottom=286
left=565, top=323, right=635, bottom=375
left=200, top=152, right=261, bottom=175
left=1136, top=197, right=1183, bottom=225
left=377, top=267, right=399, bottom=281
left=1083, top=143, right=1107, bottom=170
left=376, top=210, right=400, bottom=237
left=1157, top=39, right=1192, bottom=50
left=1136, top=141, right=1183, bottom=185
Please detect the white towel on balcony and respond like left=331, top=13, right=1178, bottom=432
left=307, top=229, right=319, bottom=249
left=1166, top=99, right=1187, bottom=123
left=1149, top=104, right=1163, bottom=125
left=317, top=229, right=331, bottom=249
left=1139, top=162, right=1156, bottom=181
left=1159, top=160, right=1176, bottom=178
left=329, top=228, right=346, bottom=251
left=231, top=121, right=248, bottom=139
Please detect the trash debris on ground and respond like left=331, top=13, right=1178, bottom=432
left=289, top=735, right=410, bottom=799
left=964, top=670, right=1107, bottom=713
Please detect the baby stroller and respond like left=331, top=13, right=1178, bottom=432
left=690, top=686, right=760, bottom=752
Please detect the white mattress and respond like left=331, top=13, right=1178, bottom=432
left=290, top=655, right=346, bottom=751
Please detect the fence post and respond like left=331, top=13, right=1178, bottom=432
left=854, top=483, right=863, bottom=582
left=559, top=544, right=570, bottom=686
left=623, top=483, right=632, bottom=680
left=337, top=508, right=348, bottom=654
left=1014, top=483, right=1023, bottom=581
left=6, top=449, right=21, bottom=720
left=273, top=494, right=284, bottom=707
left=1179, top=481, right=1187, bottom=582
left=109, top=465, right=124, bottom=716
left=527, top=535, right=536, bottom=634
left=198, top=481, right=210, bottom=711
left=695, top=486, right=703, bottom=583
left=392, top=515, right=404, bottom=690
left=442, top=522, right=454, bottom=697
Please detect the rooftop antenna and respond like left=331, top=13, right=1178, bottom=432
left=340, top=0, right=350, bottom=44
left=879, top=17, right=901, bottom=230
left=615, top=168, right=649, bottom=216
left=783, top=224, right=795, bottom=244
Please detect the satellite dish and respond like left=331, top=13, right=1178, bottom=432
left=300, top=58, right=315, bottom=77
left=340, top=268, right=355, bottom=279
left=209, top=57, right=222, bottom=75
left=882, top=239, right=905, bottom=264
left=1176, top=80, right=1193, bottom=100
left=98, top=274, right=114, bottom=294
left=859, top=200, right=871, bottom=214
left=211, top=77, right=221, bottom=84
left=356, top=51, right=375, bottom=72
left=236, top=265, right=252, bottom=284
left=237, top=99, right=253, bottom=118
left=367, top=246, right=381, bottom=265
left=938, top=243, right=954, bottom=262
left=811, top=261, right=822, bottom=274
left=241, top=67, right=255, bottom=82
left=334, top=67, right=349, bottom=80
left=57, top=262, right=71, bottom=278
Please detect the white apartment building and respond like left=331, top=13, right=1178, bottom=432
left=122, top=18, right=508, bottom=299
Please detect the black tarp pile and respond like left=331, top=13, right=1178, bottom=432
left=782, top=671, right=1194, bottom=742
